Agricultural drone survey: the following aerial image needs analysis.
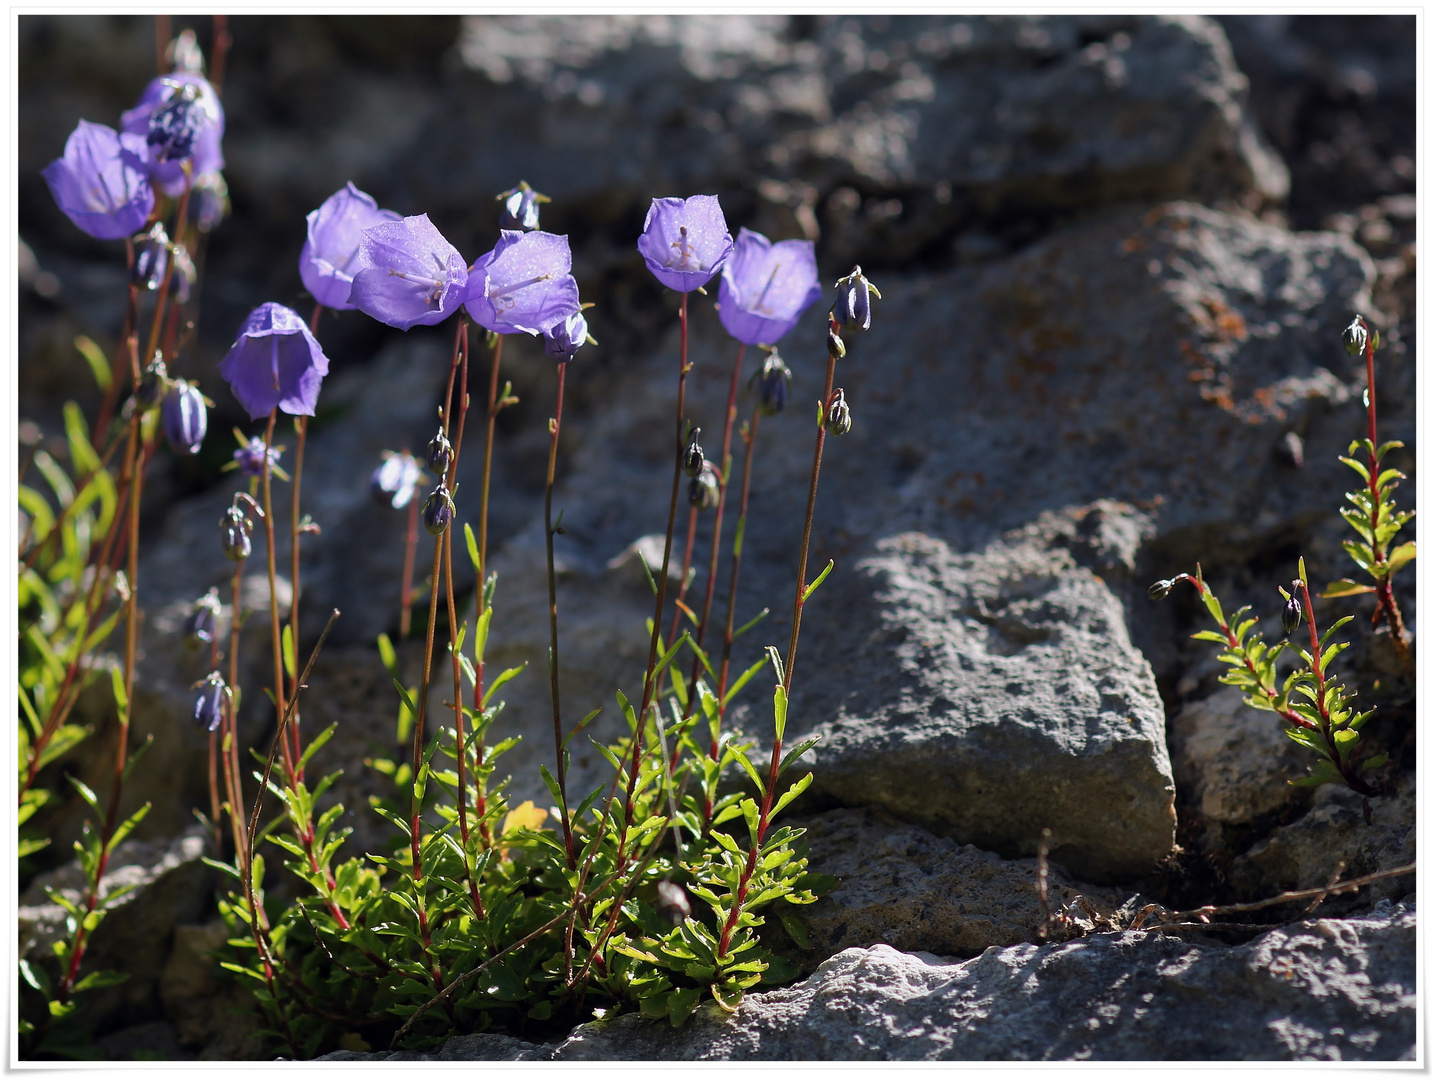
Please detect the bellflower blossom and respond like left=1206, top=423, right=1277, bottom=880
left=41, top=120, right=155, bottom=240
left=372, top=451, right=424, bottom=509
left=300, top=182, right=401, bottom=310
left=717, top=228, right=822, bottom=346
left=464, top=230, right=579, bottom=336
left=637, top=195, right=733, bottom=293
left=497, top=181, right=548, bottom=231
left=349, top=214, right=469, bottom=331
left=120, top=73, right=224, bottom=195
left=544, top=308, right=591, bottom=362
left=218, top=302, right=331, bottom=419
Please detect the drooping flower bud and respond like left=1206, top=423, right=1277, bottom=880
left=185, top=588, right=223, bottom=646
left=371, top=451, right=423, bottom=509
left=497, top=180, right=548, bottom=232
left=192, top=171, right=228, bottom=233
left=136, top=354, right=169, bottom=410
left=162, top=378, right=207, bottom=456
left=167, top=243, right=196, bottom=304
left=751, top=351, right=792, bottom=416
left=688, top=461, right=720, bottom=510
left=130, top=223, right=170, bottom=291
left=427, top=428, right=453, bottom=477
left=1342, top=316, right=1368, bottom=357
left=219, top=504, right=252, bottom=561
left=192, top=671, right=228, bottom=732
left=544, top=308, right=590, bottom=362
left=1147, top=579, right=1174, bottom=601
left=1281, top=581, right=1304, bottom=637
left=146, top=81, right=208, bottom=164
left=826, top=312, right=846, bottom=361
left=824, top=388, right=852, bottom=436
left=166, top=29, right=206, bottom=76
left=655, top=879, right=692, bottom=926
left=422, top=483, right=455, bottom=536
left=682, top=427, right=705, bottom=478
left=832, top=265, right=880, bottom=334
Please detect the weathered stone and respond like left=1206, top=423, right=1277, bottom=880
left=788, top=807, right=1125, bottom=963
left=324, top=903, right=1416, bottom=1061
left=1169, top=685, right=1311, bottom=830
left=19, top=827, right=212, bottom=1032
left=1228, top=773, right=1415, bottom=908
left=160, top=920, right=267, bottom=1059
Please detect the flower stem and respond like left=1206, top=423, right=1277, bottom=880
left=400, top=495, right=419, bottom=639
left=259, top=409, right=294, bottom=783
left=783, top=349, right=838, bottom=693
left=544, top=360, right=577, bottom=868
left=286, top=415, right=308, bottom=778
left=1297, top=575, right=1375, bottom=796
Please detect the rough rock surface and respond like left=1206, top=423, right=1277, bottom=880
left=19, top=827, right=212, bottom=1031
left=788, top=807, right=1125, bottom=963
left=323, top=903, right=1416, bottom=1061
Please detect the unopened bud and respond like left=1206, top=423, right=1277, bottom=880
left=827, top=315, right=846, bottom=361
left=824, top=388, right=852, bottom=436
left=130, top=223, right=170, bottom=291
left=1342, top=317, right=1368, bottom=357
left=185, top=588, right=222, bottom=646
left=167, top=243, right=196, bottom=303
left=751, top=351, right=792, bottom=416
left=497, top=180, right=548, bottom=232
left=832, top=265, right=880, bottom=334
left=162, top=378, right=207, bottom=455
left=1147, top=579, right=1174, bottom=601
left=655, top=879, right=692, bottom=926
left=192, top=671, right=228, bottom=733
left=682, top=427, right=705, bottom=478
left=688, top=461, right=719, bottom=510
left=136, top=354, right=169, bottom=409
left=1281, top=581, right=1304, bottom=637
left=427, top=427, right=452, bottom=477
left=219, top=504, right=252, bottom=561
left=422, top=483, right=455, bottom=536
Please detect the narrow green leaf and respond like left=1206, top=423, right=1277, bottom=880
left=377, top=633, right=398, bottom=678
left=482, top=663, right=527, bottom=708
left=802, top=560, right=835, bottom=602
left=74, top=335, right=112, bottom=393
left=733, top=607, right=770, bottom=641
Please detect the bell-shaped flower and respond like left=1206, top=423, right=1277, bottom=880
left=218, top=302, right=332, bottom=420
left=544, top=308, right=592, bottom=362
left=717, top=228, right=822, bottom=346
left=42, top=120, right=155, bottom=241
left=371, top=451, right=424, bottom=510
left=120, top=73, right=224, bottom=196
left=464, top=230, right=579, bottom=336
left=349, top=214, right=468, bottom=331
left=497, top=181, right=548, bottom=232
left=637, top=195, right=733, bottom=293
left=300, top=182, right=401, bottom=310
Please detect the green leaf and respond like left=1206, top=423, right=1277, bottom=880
left=772, top=682, right=788, bottom=742
left=1386, top=541, right=1416, bottom=575
left=732, top=607, right=770, bottom=641
left=377, top=633, right=399, bottom=678
left=483, top=663, right=527, bottom=708
left=1320, top=579, right=1376, bottom=599
left=802, top=560, right=835, bottom=602
left=729, top=744, right=765, bottom=796
left=74, top=335, right=112, bottom=393
left=722, top=656, right=770, bottom=708
left=1360, top=753, right=1389, bottom=774
left=464, top=522, right=481, bottom=575
left=779, top=734, right=821, bottom=777
left=772, top=772, right=813, bottom=817
left=281, top=624, right=297, bottom=681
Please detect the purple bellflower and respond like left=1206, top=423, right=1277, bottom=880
left=300, top=183, right=401, bottom=310
left=162, top=379, right=208, bottom=455
left=349, top=214, right=468, bottom=330
left=637, top=195, right=733, bottom=293
left=228, top=432, right=288, bottom=480
left=41, top=120, right=155, bottom=241
left=497, top=181, right=548, bottom=231
left=120, top=73, right=224, bottom=196
left=544, top=308, right=591, bottom=362
left=192, top=671, right=229, bottom=732
left=465, top=230, right=579, bottom=336
left=371, top=451, right=424, bottom=510
left=218, top=302, right=331, bottom=420
left=717, top=228, right=822, bottom=346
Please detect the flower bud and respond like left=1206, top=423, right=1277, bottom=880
left=497, top=181, right=547, bottom=231
left=655, top=879, right=692, bottom=926
left=1342, top=317, right=1368, bottom=357
left=422, top=483, right=455, bottom=536
left=232, top=435, right=282, bottom=479
left=427, top=428, right=453, bottom=477
left=162, top=378, right=207, bottom=456
left=826, top=313, right=846, bottom=361
left=751, top=352, right=792, bottom=416
left=130, top=223, right=170, bottom=291
left=192, top=171, right=229, bottom=233
left=688, top=461, right=720, bottom=510
left=192, top=671, right=228, bottom=733
left=824, top=388, right=852, bottom=436
left=219, top=504, right=252, bottom=561
left=832, top=265, right=880, bottom=334
left=185, top=588, right=222, bottom=646
left=544, top=309, right=590, bottom=362
left=1281, top=581, right=1304, bottom=637
left=166, top=29, right=206, bottom=76
left=682, top=427, right=705, bottom=478
left=147, top=81, right=207, bottom=164
left=167, top=243, right=196, bottom=304
left=371, top=451, right=423, bottom=510
left=1147, top=579, right=1174, bottom=601
left=136, top=354, right=169, bottom=410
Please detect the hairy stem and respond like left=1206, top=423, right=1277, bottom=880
left=544, top=361, right=576, bottom=867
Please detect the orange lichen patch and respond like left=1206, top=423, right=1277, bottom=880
left=1200, top=296, right=1247, bottom=342
left=1120, top=234, right=1149, bottom=254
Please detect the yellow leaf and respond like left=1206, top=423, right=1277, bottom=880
left=501, top=799, right=548, bottom=836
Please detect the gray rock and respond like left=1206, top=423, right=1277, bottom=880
left=788, top=807, right=1125, bottom=962
left=1169, top=685, right=1311, bottom=830
left=1229, top=772, right=1415, bottom=907
left=160, top=921, right=267, bottom=1059
left=326, top=903, right=1416, bottom=1061
left=19, top=827, right=212, bottom=1032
